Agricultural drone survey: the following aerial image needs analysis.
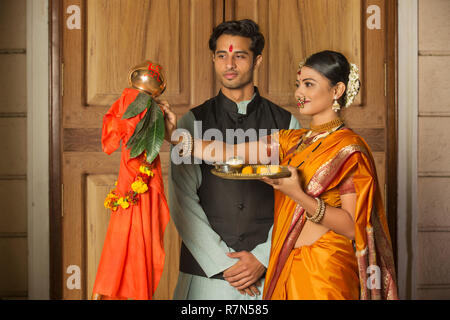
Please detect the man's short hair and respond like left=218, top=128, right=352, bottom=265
left=208, top=19, right=265, bottom=58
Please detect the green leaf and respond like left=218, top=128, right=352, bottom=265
left=122, top=93, right=151, bottom=119
left=126, top=112, right=148, bottom=148
left=129, top=130, right=147, bottom=158
left=129, top=111, right=151, bottom=158
left=144, top=99, right=165, bottom=163
left=127, top=99, right=165, bottom=163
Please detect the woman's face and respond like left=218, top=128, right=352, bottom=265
left=295, top=66, right=343, bottom=117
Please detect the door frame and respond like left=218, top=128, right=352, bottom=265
left=49, top=0, right=63, bottom=300
left=385, top=0, right=399, bottom=273
left=397, top=0, right=418, bottom=300
left=48, top=0, right=399, bottom=299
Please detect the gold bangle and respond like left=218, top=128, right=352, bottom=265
left=306, top=197, right=322, bottom=222
left=313, top=198, right=326, bottom=224
left=306, top=197, right=326, bottom=224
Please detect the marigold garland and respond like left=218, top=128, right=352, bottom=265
left=104, top=153, right=154, bottom=212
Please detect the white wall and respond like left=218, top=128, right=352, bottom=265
left=416, top=0, right=450, bottom=299
left=27, top=0, right=50, bottom=300
left=397, top=0, right=419, bottom=300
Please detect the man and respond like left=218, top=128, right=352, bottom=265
left=169, top=19, right=301, bottom=300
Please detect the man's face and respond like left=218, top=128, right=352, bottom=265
left=213, top=34, right=262, bottom=90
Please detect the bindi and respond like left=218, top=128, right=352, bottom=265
left=229, top=44, right=233, bottom=52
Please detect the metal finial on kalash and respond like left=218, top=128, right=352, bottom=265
left=123, top=60, right=167, bottom=164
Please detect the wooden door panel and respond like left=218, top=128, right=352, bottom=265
left=86, top=174, right=116, bottom=299
left=86, top=0, right=191, bottom=107
left=62, top=152, right=118, bottom=300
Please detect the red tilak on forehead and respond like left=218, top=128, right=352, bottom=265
left=229, top=44, right=233, bottom=52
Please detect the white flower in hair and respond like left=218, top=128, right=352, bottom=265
left=345, top=63, right=360, bottom=107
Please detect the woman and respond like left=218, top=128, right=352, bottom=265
left=162, top=50, right=398, bottom=300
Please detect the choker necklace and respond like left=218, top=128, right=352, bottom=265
left=310, top=118, right=344, bottom=133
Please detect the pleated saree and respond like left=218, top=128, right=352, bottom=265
left=263, top=128, right=398, bottom=300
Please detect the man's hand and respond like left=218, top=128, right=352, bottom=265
left=158, top=100, right=178, bottom=144
left=237, top=281, right=262, bottom=297
left=223, top=251, right=266, bottom=296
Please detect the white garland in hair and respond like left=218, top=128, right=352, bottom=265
left=297, top=60, right=361, bottom=108
left=344, top=63, right=360, bottom=108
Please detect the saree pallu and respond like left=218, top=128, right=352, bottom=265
left=263, top=128, right=398, bottom=300
left=92, top=88, right=170, bottom=300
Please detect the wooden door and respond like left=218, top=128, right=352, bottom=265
left=53, top=0, right=396, bottom=299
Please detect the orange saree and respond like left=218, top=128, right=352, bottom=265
left=92, top=88, right=170, bottom=300
left=263, top=128, right=398, bottom=300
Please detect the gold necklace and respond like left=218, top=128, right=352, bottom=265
left=310, top=118, right=344, bottom=133
left=294, top=120, right=345, bottom=155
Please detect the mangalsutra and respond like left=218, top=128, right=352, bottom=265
left=287, top=120, right=345, bottom=168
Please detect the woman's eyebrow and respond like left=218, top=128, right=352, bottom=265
left=302, top=78, right=317, bottom=82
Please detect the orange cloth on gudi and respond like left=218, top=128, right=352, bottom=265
left=263, top=128, right=398, bottom=300
left=92, top=88, right=170, bottom=300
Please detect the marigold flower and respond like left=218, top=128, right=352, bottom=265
left=131, top=179, right=148, bottom=194
left=104, top=190, right=119, bottom=209
left=117, top=197, right=130, bottom=209
left=139, top=165, right=153, bottom=177
left=104, top=198, right=112, bottom=209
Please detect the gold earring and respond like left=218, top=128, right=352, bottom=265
left=332, top=98, right=340, bottom=112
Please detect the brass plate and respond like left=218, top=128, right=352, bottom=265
left=211, top=165, right=291, bottom=180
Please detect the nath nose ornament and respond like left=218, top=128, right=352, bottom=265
left=297, top=97, right=306, bottom=109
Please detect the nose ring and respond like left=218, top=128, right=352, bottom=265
left=297, top=97, right=306, bottom=109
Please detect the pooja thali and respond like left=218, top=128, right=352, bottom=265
left=211, top=164, right=291, bottom=180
